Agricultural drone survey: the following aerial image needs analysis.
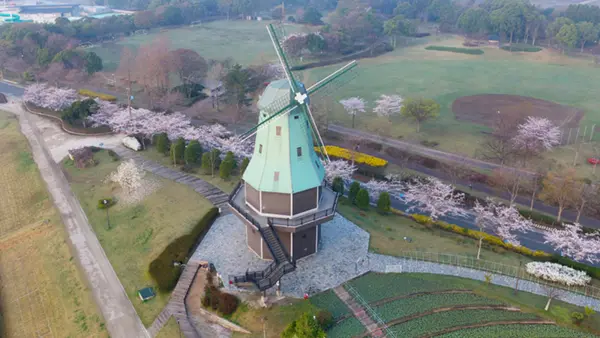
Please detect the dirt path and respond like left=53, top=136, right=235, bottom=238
left=4, top=103, right=149, bottom=338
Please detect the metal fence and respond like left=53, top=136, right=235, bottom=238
left=346, top=284, right=396, bottom=338
left=560, top=124, right=597, bottom=146
left=397, top=251, right=600, bottom=300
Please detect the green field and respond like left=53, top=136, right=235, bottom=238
left=90, top=20, right=310, bottom=71
left=319, top=273, right=600, bottom=337
left=304, top=36, right=600, bottom=159
left=62, top=150, right=213, bottom=326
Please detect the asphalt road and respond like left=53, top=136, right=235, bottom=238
left=0, top=81, right=24, bottom=96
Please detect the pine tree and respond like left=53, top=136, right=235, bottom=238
left=348, top=181, right=361, bottom=202
left=184, top=140, right=202, bottom=164
left=155, top=132, right=170, bottom=154
left=377, top=192, right=391, bottom=214
left=332, top=177, right=344, bottom=195
left=356, top=189, right=370, bottom=210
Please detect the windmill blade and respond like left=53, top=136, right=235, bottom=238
left=302, top=104, right=330, bottom=162
left=267, top=24, right=300, bottom=93
left=241, top=105, right=296, bottom=142
left=307, top=61, right=358, bottom=95
left=240, top=102, right=296, bottom=140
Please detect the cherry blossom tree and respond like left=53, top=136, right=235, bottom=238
left=324, top=159, right=357, bottom=184
left=544, top=223, right=600, bottom=264
left=373, top=94, right=402, bottom=117
left=363, top=174, right=404, bottom=198
left=23, top=83, right=77, bottom=111
left=526, top=262, right=591, bottom=286
left=513, top=116, right=561, bottom=155
left=108, top=159, right=145, bottom=194
left=402, top=177, right=468, bottom=221
left=340, top=97, right=366, bottom=128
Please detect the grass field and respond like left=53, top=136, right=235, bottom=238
left=155, top=317, right=180, bottom=338
left=336, top=197, right=533, bottom=266
left=304, top=35, right=600, bottom=159
left=323, top=273, right=600, bottom=337
left=89, top=20, right=310, bottom=72
left=0, top=111, right=107, bottom=338
left=62, top=150, right=213, bottom=326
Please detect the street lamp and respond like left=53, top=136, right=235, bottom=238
left=102, top=199, right=110, bottom=230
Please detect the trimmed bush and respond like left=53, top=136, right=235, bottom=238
left=184, top=140, right=202, bottom=164
left=518, top=208, right=557, bottom=226
left=501, top=44, right=542, bottom=52
left=170, top=137, right=186, bottom=164
left=356, top=189, right=370, bottom=210
left=155, top=133, right=170, bottom=154
left=332, top=177, right=345, bottom=195
left=219, top=158, right=234, bottom=180
left=425, top=46, right=484, bottom=55
left=348, top=181, right=361, bottom=202
left=148, top=208, right=219, bottom=292
left=97, top=198, right=115, bottom=209
left=78, top=89, right=117, bottom=102
left=377, top=192, right=391, bottom=214
left=240, top=157, right=250, bottom=175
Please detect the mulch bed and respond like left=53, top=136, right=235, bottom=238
left=452, top=94, right=584, bottom=129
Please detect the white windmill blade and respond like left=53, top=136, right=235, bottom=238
left=305, top=104, right=330, bottom=162
left=266, top=24, right=296, bottom=92
left=240, top=106, right=296, bottom=142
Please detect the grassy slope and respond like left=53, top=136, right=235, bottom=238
left=337, top=197, right=533, bottom=266
left=63, top=151, right=213, bottom=326
left=305, top=36, right=600, bottom=158
left=89, top=20, right=310, bottom=72
left=0, top=111, right=107, bottom=338
left=155, top=317, right=180, bottom=338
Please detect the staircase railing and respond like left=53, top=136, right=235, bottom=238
left=267, top=218, right=295, bottom=265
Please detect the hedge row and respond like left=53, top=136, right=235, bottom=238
left=501, top=45, right=542, bottom=52
left=518, top=208, right=559, bottom=226
left=404, top=211, right=600, bottom=279
left=148, top=207, right=219, bottom=292
left=78, top=89, right=117, bottom=102
left=425, top=46, right=484, bottom=55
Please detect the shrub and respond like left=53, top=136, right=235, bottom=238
left=201, top=284, right=239, bottom=315
left=239, top=157, right=250, bottom=175
left=501, top=44, right=542, bottom=52
left=218, top=292, right=239, bottom=315
left=518, top=209, right=557, bottom=226
left=184, top=140, right=202, bottom=164
left=425, top=45, right=484, bottom=55
left=219, top=158, right=234, bottom=180
left=571, top=311, right=585, bottom=324
left=97, top=198, right=115, bottom=209
left=78, top=89, right=117, bottom=102
left=412, top=214, right=432, bottom=225
left=155, top=133, right=170, bottom=154
left=170, top=137, right=186, bottom=164
left=332, top=177, right=344, bottom=195
left=282, top=312, right=326, bottom=338
left=377, top=192, right=391, bottom=214
left=348, top=181, right=361, bottom=202
left=550, top=255, right=600, bottom=280
left=148, top=208, right=219, bottom=292
left=316, top=310, right=333, bottom=329
left=201, top=149, right=221, bottom=175
left=356, top=189, right=370, bottom=210
left=315, top=145, right=387, bottom=167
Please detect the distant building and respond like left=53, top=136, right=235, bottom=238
left=16, top=4, right=81, bottom=23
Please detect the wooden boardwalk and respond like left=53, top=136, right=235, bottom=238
left=113, top=147, right=230, bottom=211
left=147, top=261, right=202, bottom=338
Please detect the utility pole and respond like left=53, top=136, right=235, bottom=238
left=127, top=69, right=132, bottom=119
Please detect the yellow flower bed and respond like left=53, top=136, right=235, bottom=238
left=78, top=89, right=117, bottom=102
left=316, top=145, right=388, bottom=167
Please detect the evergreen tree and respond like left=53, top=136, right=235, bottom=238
left=155, top=132, right=170, bottom=154
left=348, top=181, right=361, bottom=202
left=332, top=176, right=345, bottom=195
left=184, top=140, right=202, bottom=164
left=356, top=189, right=370, bottom=210
left=170, top=137, right=185, bottom=165
left=219, top=158, right=234, bottom=179
left=240, top=157, right=250, bottom=175
left=377, top=192, right=391, bottom=214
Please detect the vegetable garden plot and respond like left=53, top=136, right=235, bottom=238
left=437, top=323, right=597, bottom=338
left=310, top=290, right=350, bottom=319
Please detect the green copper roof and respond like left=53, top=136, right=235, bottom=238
left=243, top=80, right=325, bottom=194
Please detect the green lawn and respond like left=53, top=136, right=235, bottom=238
left=155, top=317, right=180, bottom=338
left=141, top=147, right=240, bottom=194
left=89, top=20, right=310, bottom=72
left=304, top=35, right=600, bottom=159
left=336, top=197, right=533, bottom=266
left=63, top=150, right=213, bottom=326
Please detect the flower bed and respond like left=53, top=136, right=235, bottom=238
left=525, top=262, right=591, bottom=286
left=78, top=89, right=117, bottom=102
left=315, top=145, right=387, bottom=168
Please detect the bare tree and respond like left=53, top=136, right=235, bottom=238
left=489, top=168, right=523, bottom=206
left=133, top=36, right=172, bottom=105
left=206, top=61, right=227, bottom=111
left=539, top=168, right=578, bottom=223
left=527, top=169, right=546, bottom=211
left=542, top=285, right=562, bottom=311
left=574, top=181, right=594, bottom=223
left=479, top=110, right=521, bottom=165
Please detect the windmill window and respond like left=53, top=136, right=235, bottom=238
left=315, top=160, right=320, bottom=168
left=276, top=126, right=281, bottom=136
left=297, top=147, right=302, bottom=157
left=294, top=115, right=299, bottom=120
left=274, top=171, right=279, bottom=182
left=259, top=144, right=263, bottom=154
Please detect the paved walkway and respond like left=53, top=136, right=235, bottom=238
left=112, top=147, right=229, bottom=210
left=334, top=286, right=383, bottom=337
left=7, top=105, right=149, bottom=337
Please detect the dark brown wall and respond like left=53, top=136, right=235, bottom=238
left=245, top=182, right=260, bottom=211
left=262, top=191, right=291, bottom=215
left=246, top=223, right=263, bottom=258
left=293, top=187, right=317, bottom=215
left=262, top=241, right=273, bottom=260
left=276, top=228, right=292, bottom=257
left=293, top=226, right=316, bottom=260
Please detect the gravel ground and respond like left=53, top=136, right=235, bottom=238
left=192, top=213, right=371, bottom=297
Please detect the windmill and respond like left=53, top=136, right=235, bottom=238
left=228, top=24, right=357, bottom=292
